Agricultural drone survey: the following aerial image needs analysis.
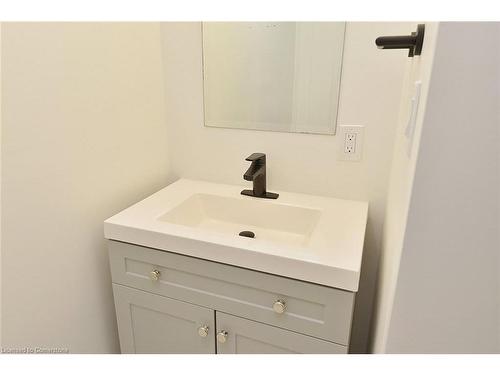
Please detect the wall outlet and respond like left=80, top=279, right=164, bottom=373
left=338, top=125, right=364, bottom=161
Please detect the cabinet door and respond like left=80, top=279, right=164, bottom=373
left=112, top=284, right=215, bottom=354
left=215, top=312, right=347, bottom=354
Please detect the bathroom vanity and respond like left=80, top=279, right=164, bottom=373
left=105, top=179, right=368, bottom=354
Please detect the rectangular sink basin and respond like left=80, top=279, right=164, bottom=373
left=158, top=193, right=321, bottom=247
left=104, top=179, right=368, bottom=291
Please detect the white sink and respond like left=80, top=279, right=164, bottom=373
left=104, top=179, right=368, bottom=291
left=158, top=193, right=321, bottom=247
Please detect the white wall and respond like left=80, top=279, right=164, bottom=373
left=160, top=22, right=413, bottom=353
left=1, top=23, right=170, bottom=353
left=374, top=22, right=500, bottom=353
left=371, top=22, right=439, bottom=353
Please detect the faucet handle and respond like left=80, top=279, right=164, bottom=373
left=245, top=153, right=266, bottom=162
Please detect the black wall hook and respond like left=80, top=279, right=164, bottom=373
left=375, top=24, right=425, bottom=57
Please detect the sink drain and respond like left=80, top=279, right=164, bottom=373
left=239, top=230, right=255, bottom=238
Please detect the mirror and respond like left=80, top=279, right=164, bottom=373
left=202, top=22, right=346, bottom=135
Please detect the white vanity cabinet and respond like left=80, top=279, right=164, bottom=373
left=109, top=240, right=355, bottom=354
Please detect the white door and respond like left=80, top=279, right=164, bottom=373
left=215, top=312, right=347, bottom=354
left=113, top=284, right=215, bottom=353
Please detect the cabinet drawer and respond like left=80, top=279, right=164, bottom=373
left=108, top=240, right=355, bottom=345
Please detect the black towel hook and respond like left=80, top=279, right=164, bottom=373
left=375, top=24, right=425, bottom=57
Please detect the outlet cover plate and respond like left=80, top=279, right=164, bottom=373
left=337, top=125, right=364, bottom=161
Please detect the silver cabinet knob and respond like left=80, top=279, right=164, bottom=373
left=273, top=299, right=286, bottom=314
left=217, top=330, right=228, bottom=344
left=198, top=325, right=209, bottom=338
left=150, top=269, right=161, bottom=281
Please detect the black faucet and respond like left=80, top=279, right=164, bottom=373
left=241, top=153, right=279, bottom=199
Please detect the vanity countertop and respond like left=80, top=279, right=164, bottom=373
left=104, top=179, right=368, bottom=292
